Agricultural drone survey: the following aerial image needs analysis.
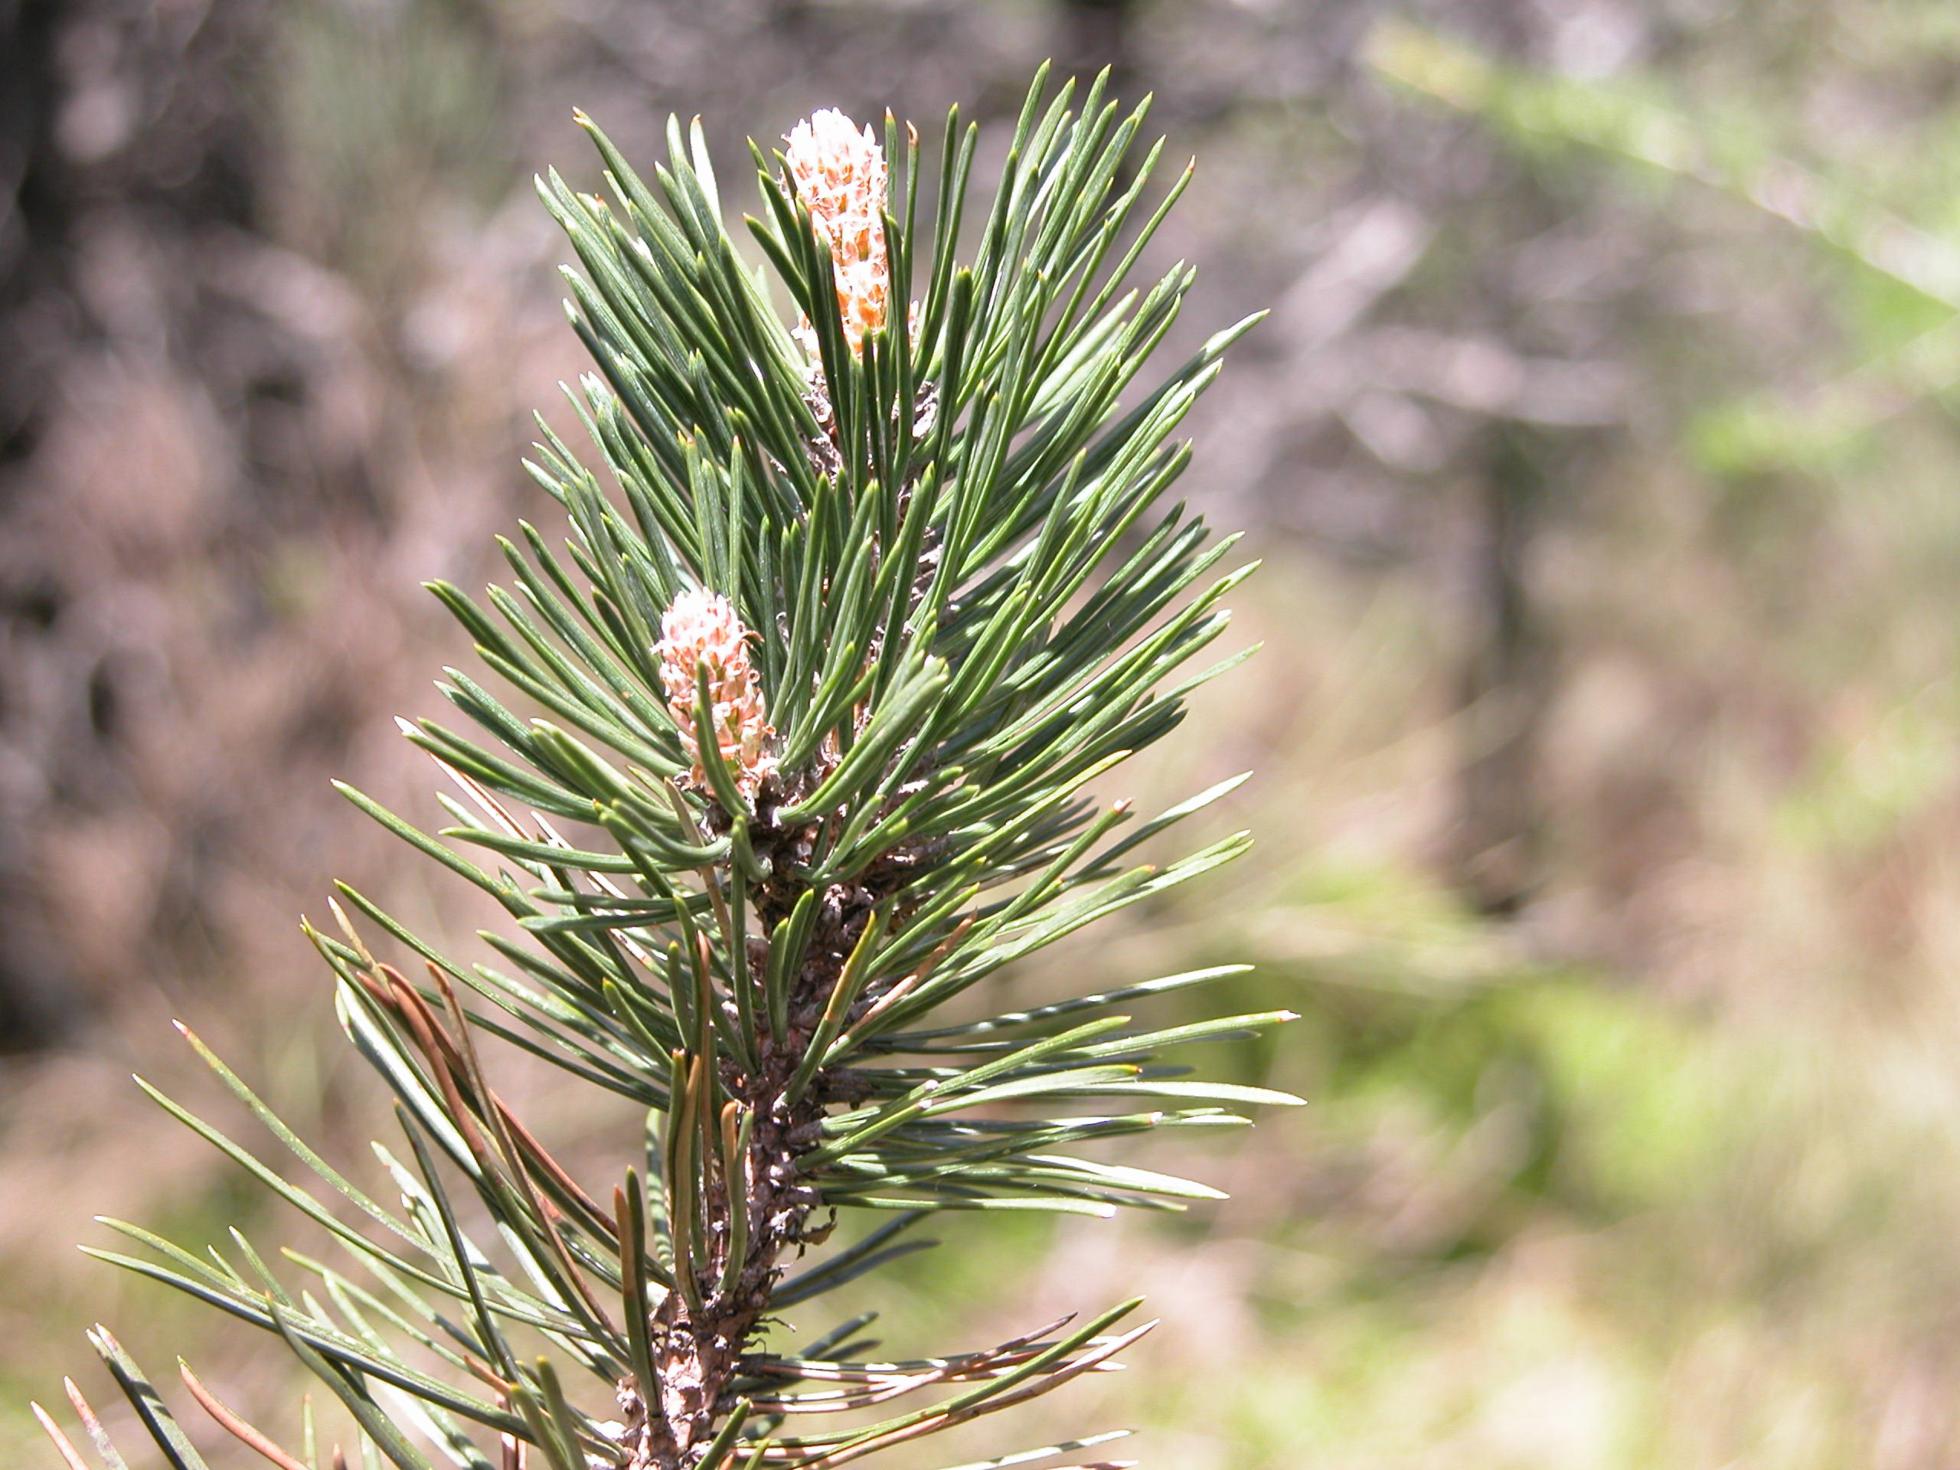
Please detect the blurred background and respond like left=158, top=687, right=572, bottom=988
left=8, top=0, right=1960, bottom=1464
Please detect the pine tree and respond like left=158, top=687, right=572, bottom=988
left=38, top=66, right=1294, bottom=1470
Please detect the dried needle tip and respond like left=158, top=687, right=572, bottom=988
left=656, top=587, right=777, bottom=800
left=783, top=108, right=892, bottom=358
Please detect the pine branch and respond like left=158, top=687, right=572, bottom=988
left=50, top=68, right=1294, bottom=1470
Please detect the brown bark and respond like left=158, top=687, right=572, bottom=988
left=616, top=836, right=898, bottom=1468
